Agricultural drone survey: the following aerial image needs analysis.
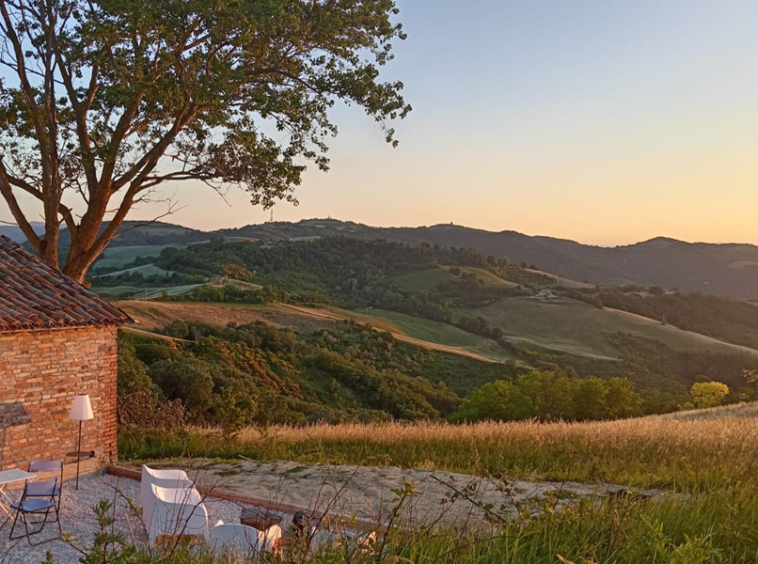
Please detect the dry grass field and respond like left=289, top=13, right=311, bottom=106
left=122, top=405, right=758, bottom=491
left=119, top=405, right=758, bottom=562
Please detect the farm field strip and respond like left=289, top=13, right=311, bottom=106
left=117, top=300, right=507, bottom=363
left=456, top=296, right=758, bottom=360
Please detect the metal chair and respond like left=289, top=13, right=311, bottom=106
left=27, top=460, right=63, bottom=515
left=8, top=477, right=61, bottom=546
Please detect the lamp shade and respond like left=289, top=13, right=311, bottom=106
left=69, top=394, right=94, bottom=421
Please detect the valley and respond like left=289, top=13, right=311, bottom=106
left=94, top=226, right=758, bottom=434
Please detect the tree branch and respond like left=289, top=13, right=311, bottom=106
left=0, top=164, right=41, bottom=248
left=49, top=24, right=99, bottom=190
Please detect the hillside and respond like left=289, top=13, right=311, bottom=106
left=118, top=300, right=505, bottom=363
left=456, top=296, right=758, bottom=361
left=219, top=220, right=758, bottom=299
left=103, top=236, right=758, bottom=396
left=0, top=221, right=44, bottom=243
left=55, top=218, right=758, bottom=299
left=9, top=217, right=758, bottom=298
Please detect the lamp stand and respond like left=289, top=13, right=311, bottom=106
left=75, top=419, right=82, bottom=490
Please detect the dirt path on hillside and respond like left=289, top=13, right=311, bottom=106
left=131, top=460, right=664, bottom=530
left=117, top=300, right=500, bottom=363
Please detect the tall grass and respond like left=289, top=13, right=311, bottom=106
left=120, top=415, right=758, bottom=490
left=109, top=475, right=758, bottom=563
left=116, top=413, right=758, bottom=561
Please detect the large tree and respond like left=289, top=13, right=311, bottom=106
left=0, top=0, right=409, bottom=282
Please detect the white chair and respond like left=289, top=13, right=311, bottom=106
left=147, top=483, right=210, bottom=546
left=140, top=465, right=193, bottom=511
left=209, top=522, right=283, bottom=558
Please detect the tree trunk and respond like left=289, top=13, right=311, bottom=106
left=62, top=230, right=107, bottom=285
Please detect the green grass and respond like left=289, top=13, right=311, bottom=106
left=393, top=268, right=455, bottom=291
left=445, top=266, right=518, bottom=287
left=94, top=245, right=176, bottom=269
left=366, top=308, right=515, bottom=361
left=97, top=263, right=176, bottom=277
left=91, top=283, right=203, bottom=298
left=524, top=268, right=593, bottom=289
left=393, top=266, right=517, bottom=292
left=457, top=296, right=758, bottom=360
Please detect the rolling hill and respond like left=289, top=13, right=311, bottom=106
left=39, top=218, right=758, bottom=299
left=9, top=217, right=758, bottom=297
left=454, top=296, right=758, bottom=361
left=0, top=221, right=44, bottom=243
left=219, top=220, right=758, bottom=300
left=111, top=238, right=758, bottom=394
left=117, top=300, right=509, bottom=364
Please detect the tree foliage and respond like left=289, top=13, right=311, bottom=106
left=0, top=0, right=410, bottom=280
left=690, top=381, right=730, bottom=409
left=119, top=319, right=519, bottom=428
left=451, top=372, right=644, bottom=423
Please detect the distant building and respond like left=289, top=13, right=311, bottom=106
left=529, top=289, right=558, bottom=300
left=0, top=235, right=131, bottom=474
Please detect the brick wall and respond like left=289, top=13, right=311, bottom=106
left=0, top=326, right=118, bottom=475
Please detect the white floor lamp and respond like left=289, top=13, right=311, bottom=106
left=69, top=394, right=94, bottom=490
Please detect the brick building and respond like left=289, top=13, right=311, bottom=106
left=0, top=234, right=131, bottom=474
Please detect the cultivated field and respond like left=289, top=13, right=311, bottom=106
left=96, top=263, right=177, bottom=278
left=117, top=300, right=505, bottom=362
left=393, top=266, right=518, bottom=291
left=445, top=266, right=519, bottom=287
left=523, top=267, right=594, bottom=289
left=393, top=267, right=456, bottom=291
left=358, top=308, right=514, bottom=361
left=93, top=244, right=175, bottom=269
left=91, top=283, right=203, bottom=299
left=457, top=296, right=758, bottom=360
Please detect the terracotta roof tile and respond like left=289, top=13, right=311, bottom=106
left=0, top=234, right=132, bottom=332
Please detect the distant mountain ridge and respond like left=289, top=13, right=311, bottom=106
left=0, top=221, right=44, bottom=243
left=6, top=218, right=758, bottom=299
left=217, top=219, right=758, bottom=299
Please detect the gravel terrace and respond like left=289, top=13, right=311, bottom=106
left=134, top=459, right=666, bottom=529
left=0, top=472, right=255, bottom=564
left=0, top=462, right=666, bottom=563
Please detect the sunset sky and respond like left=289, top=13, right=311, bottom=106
left=4, top=0, right=758, bottom=246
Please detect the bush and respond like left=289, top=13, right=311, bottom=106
left=691, top=381, right=730, bottom=409
left=451, top=372, right=643, bottom=422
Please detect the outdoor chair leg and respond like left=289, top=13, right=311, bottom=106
left=8, top=507, right=20, bottom=541
left=25, top=508, right=57, bottom=547
left=9, top=507, right=59, bottom=546
left=17, top=512, right=34, bottom=546
left=53, top=503, right=62, bottom=536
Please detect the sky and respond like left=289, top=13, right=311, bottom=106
left=3, top=0, right=758, bottom=246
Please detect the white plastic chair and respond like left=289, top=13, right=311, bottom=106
left=147, top=483, right=210, bottom=546
left=209, top=522, right=283, bottom=558
left=140, top=465, right=192, bottom=511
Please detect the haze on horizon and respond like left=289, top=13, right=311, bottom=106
left=2, top=0, right=758, bottom=247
